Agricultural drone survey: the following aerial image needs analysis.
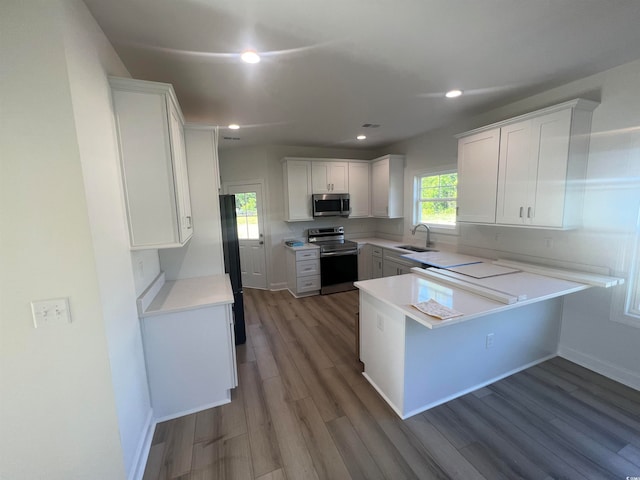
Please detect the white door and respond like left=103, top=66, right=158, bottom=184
left=227, top=183, right=268, bottom=289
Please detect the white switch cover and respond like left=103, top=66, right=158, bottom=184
left=31, top=298, right=71, bottom=328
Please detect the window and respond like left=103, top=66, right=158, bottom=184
left=626, top=234, right=640, bottom=317
left=234, top=192, right=259, bottom=240
left=414, top=171, right=458, bottom=230
left=611, top=216, right=640, bottom=328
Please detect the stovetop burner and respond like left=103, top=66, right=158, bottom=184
left=307, top=226, right=357, bottom=253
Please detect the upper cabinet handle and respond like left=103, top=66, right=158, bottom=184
left=519, top=207, right=524, bottom=218
left=527, top=207, right=532, bottom=218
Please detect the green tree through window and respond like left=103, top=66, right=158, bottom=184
left=416, top=172, right=457, bottom=226
left=234, top=192, right=259, bottom=239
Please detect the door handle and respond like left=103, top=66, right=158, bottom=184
left=259, top=241, right=264, bottom=245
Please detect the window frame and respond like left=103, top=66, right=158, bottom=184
left=413, top=168, right=459, bottom=235
left=611, top=217, right=640, bottom=328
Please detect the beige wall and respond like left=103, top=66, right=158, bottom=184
left=1, top=1, right=153, bottom=478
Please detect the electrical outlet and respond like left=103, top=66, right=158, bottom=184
left=486, top=333, right=495, bottom=349
left=31, top=298, right=71, bottom=328
left=544, top=237, right=553, bottom=249
left=376, top=314, right=384, bottom=331
left=137, top=260, right=144, bottom=278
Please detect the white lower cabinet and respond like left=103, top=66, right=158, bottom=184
left=357, top=243, right=372, bottom=280
left=286, top=247, right=321, bottom=297
left=382, top=249, right=418, bottom=277
left=371, top=246, right=383, bottom=279
left=141, top=304, right=237, bottom=419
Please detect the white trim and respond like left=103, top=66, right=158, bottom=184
left=129, top=409, right=155, bottom=480
left=455, top=98, right=599, bottom=139
left=223, top=179, right=270, bottom=290
left=364, top=353, right=557, bottom=419
left=558, top=346, right=640, bottom=391
left=153, top=396, right=232, bottom=423
left=412, top=168, right=459, bottom=236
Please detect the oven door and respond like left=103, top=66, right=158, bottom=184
left=320, top=250, right=358, bottom=294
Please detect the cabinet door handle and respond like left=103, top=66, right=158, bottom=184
left=527, top=207, right=532, bottom=218
left=519, top=207, right=524, bottom=218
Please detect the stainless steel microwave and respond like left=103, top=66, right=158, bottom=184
left=312, top=193, right=350, bottom=217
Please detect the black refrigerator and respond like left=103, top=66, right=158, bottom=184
left=219, top=195, right=246, bottom=345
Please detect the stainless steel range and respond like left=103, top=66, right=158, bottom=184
left=308, top=226, right=358, bottom=294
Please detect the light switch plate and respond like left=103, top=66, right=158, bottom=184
left=31, top=298, right=71, bottom=328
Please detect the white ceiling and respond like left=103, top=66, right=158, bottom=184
left=84, top=0, right=640, bottom=149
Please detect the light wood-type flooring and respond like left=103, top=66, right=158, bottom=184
left=143, top=288, right=640, bottom=480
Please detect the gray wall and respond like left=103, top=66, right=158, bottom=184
left=219, top=145, right=382, bottom=289
left=384, top=59, right=640, bottom=388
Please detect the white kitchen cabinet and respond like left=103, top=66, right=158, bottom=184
left=348, top=162, right=371, bottom=217
left=110, top=77, right=193, bottom=249
left=283, top=158, right=313, bottom=221
left=457, top=99, right=598, bottom=229
left=496, top=106, right=594, bottom=228
left=357, top=243, right=372, bottom=280
left=312, top=161, right=349, bottom=193
left=371, top=155, right=404, bottom=218
left=382, top=249, right=417, bottom=277
left=138, top=274, right=237, bottom=420
left=456, top=128, right=501, bottom=224
left=286, top=247, right=321, bottom=297
left=371, top=246, right=383, bottom=279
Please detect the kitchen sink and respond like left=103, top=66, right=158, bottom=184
left=398, top=245, right=438, bottom=253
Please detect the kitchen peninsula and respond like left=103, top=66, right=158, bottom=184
left=355, top=262, right=622, bottom=419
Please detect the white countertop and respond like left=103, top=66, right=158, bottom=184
left=351, top=237, right=445, bottom=253
left=355, top=270, right=589, bottom=329
left=138, top=273, right=234, bottom=318
left=284, top=242, right=319, bottom=251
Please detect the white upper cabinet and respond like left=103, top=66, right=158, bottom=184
left=110, top=77, right=193, bottom=249
left=457, top=99, right=598, bottom=229
left=371, top=155, right=404, bottom=218
left=283, top=158, right=313, bottom=221
left=348, top=162, right=370, bottom=217
left=457, top=128, right=501, bottom=224
left=312, top=161, right=349, bottom=193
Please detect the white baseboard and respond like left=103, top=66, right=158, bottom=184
left=363, top=354, right=557, bottom=419
left=269, top=282, right=288, bottom=291
left=129, top=395, right=233, bottom=479
left=129, top=409, right=155, bottom=480
left=558, top=346, right=640, bottom=391
left=153, top=395, right=231, bottom=423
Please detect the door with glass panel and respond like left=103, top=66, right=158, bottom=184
left=226, top=182, right=267, bottom=289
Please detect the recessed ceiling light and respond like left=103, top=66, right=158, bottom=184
left=240, top=50, right=260, bottom=64
left=228, top=124, right=240, bottom=130
left=445, top=89, right=463, bottom=98
left=357, top=135, right=366, bottom=140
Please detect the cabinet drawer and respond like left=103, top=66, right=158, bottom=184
left=297, top=275, right=320, bottom=293
left=296, top=249, right=319, bottom=261
left=371, top=246, right=383, bottom=257
left=297, top=259, right=320, bottom=277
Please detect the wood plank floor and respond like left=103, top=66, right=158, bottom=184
left=143, top=288, right=640, bottom=480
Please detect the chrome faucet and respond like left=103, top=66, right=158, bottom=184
left=411, top=223, right=433, bottom=248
